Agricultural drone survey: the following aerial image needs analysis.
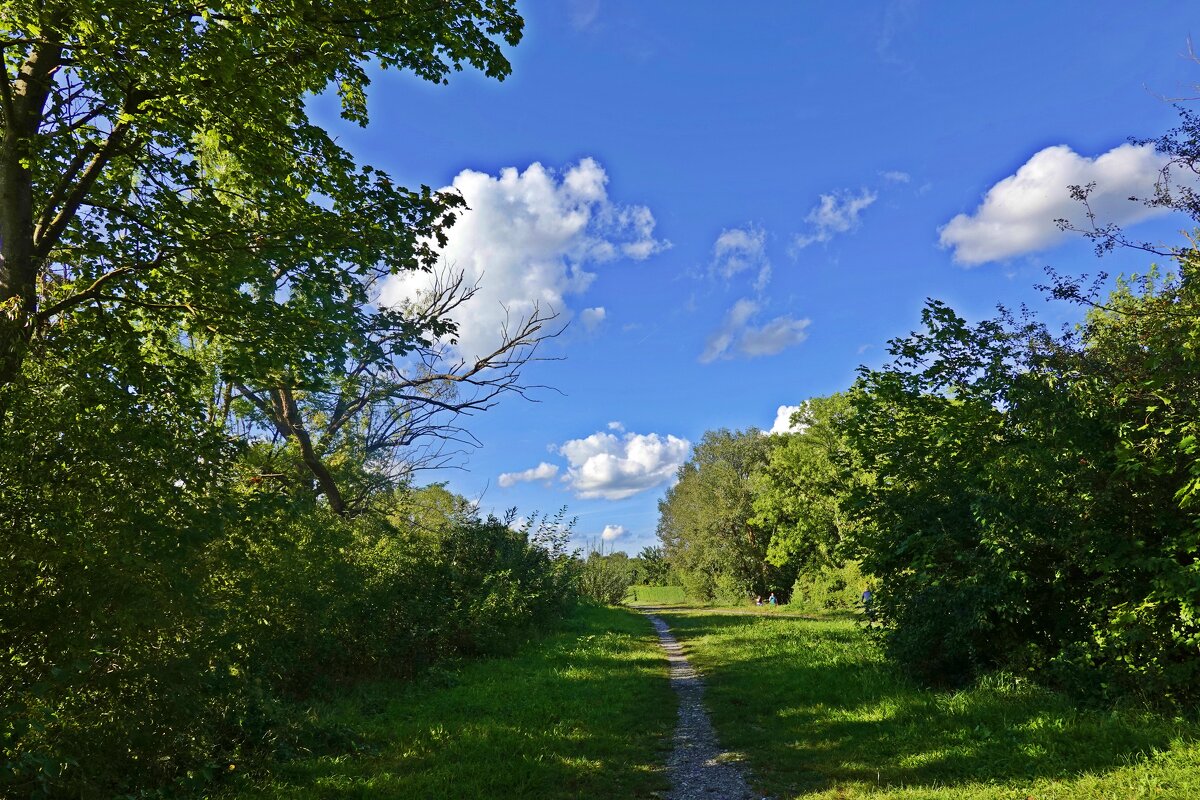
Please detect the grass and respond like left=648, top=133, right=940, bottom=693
left=623, top=584, right=689, bottom=606
left=661, top=609, right=1200, bottom=800
left=226, top=604, right=674, bottom=799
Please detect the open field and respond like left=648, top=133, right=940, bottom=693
left=226, top=604, right=674, bottom=800
left=225, top=603, right=1200, bottom=800
left=623, top=584, right=690, bottom=606
left=662, top=609, right=1200, bottom=799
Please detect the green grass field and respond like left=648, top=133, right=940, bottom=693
left=226, top=604, right=674, bottom=799
left=661, top=610, right=1200, bottom=799
left=623, top=584, right=689, bottom=606
left=223, top=603, right=1200, bottom=799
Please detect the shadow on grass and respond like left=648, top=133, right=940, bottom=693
left=230, top=605, right=675, bottom=800
left=661, top=612, right=1196, bottom=797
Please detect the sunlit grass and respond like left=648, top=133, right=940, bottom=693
left=623, top=584, right=690, bottom=606
left=226, top=604, right=674, bottom=799
left=662, top=610, right=1200, bottom=799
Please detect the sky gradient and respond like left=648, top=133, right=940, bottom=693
left=313, top=2, right=1200, bottom=554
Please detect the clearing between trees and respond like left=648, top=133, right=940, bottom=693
left=227, top=602, right=1200, bottom=799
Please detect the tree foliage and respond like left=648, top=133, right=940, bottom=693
left=845, top=271, right=1199, bottom=699
left=750, top=393, right=865, bottom=573
left=0, top=0, right=522, bottom=386
left=0, top=3, right=590, bottom=797
left=657, top=428, right=788, bottom=601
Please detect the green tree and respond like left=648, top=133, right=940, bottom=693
left=635, top=545, right=672, bottom=586
left=657, top=428, right=785, bottom=601
left=0, top=0, right=522, bottom=389
left=846, top=287, right=1199, bottom=699
left=0, top=4, right=574, bottom=795
left=750, top=393, right=864, bottom=573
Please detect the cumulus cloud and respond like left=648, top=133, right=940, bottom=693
left=700, top=298, right=811, bottom=363
left=559, top=430, right=690, bottom=500
left=939, top=143, right=1170, bottom=265
left=712, top=225, right=770, bottom=291
left=600, top=524, right=627, bottom=542
left=498, top=461, right=559, bottom=488
left=607, top=421, right=624, bottom=431
left=379, top=158, right=668, bottom=359
left=769, top=404, right=806, bottom=435
left=580, top=306, right=606, bottom=331
left=793, top=189, right=877, bottom=250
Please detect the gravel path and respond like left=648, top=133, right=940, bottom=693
left=645, top=614, right=765, bottom=800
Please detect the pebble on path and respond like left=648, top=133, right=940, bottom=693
left=645, top=613, right=769, bottom=800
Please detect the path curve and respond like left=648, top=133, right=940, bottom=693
left=645, top=613, right=765, bottom=800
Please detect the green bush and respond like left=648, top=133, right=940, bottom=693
left=847, top=270, right=1200, bottom=701
left=713, top=572, right=750, bottom=606
left=577, top=552, right=632, bottom=605
left=789, top=561, right=867, bottom=613
left=0, top=332, right=575, bottom=797
left=0, top=320, right=248, bottom=797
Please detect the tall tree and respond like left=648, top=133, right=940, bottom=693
left=0, top=0, right=522, bottom=389
left=750, top=393, right=865, bottom=575
left=657, top=428, right=783, bottom=599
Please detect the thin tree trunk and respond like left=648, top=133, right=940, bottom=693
left=273, top=387, right=347, bottom=515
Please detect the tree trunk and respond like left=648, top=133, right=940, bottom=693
left=0, top=43, right=63, bottom=387
left=274, top=387, right=347, bottom=515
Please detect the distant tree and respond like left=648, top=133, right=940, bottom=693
left=635, top=545, right=672, bottom=586
left=577, top=544, right=635, bottom=605
left=657, top=428, right=785, bottom=600
left=750, top=393, right=866, bottom=574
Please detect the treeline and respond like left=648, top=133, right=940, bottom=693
left=660, top=119, right=1199, bottom=706
left=0, top=3, right=588, bottom=798
left=576, top=545, right=674, bottom=604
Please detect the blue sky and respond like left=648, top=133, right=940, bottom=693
left=316, top=2, right=1198, bottom=554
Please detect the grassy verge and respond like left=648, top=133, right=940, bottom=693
left=624, top=584, right=689, bottom=606
left=661, top=610, right=1200, bottom=800
left=227, top=604, right=674, bottom=799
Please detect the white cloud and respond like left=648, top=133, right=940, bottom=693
left=700, top=298, right=811, bottom=363
left=769, top=404, right=805, bottom=435
left=569, top=0, right=600, bottom=30
left=559, top=430, right=690, bottom=500
left=498, top=461, right=560, bottom=488
left=600, top=524, right=627, bottom=541
left=607, top=421, right=624, bottom=431
left=739, top=316, right=813, bottom=357
left=580, top=306, right=606, bottom=331
left=882, top=170, right=911, bottom=183
left=712, top=225, right=769, bottom=283
left=379, top=158, right=667, bottom=359
left=939, top=143, right=1170, bottom=266
left=793, top=189, right=877, bottom=250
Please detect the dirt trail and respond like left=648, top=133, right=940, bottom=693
left=644, top=613, right=766, bottom=800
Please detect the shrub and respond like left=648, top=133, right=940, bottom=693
left=577, top=552, right=632, bottom=605
left=789, top=561, right=867, bottom=613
